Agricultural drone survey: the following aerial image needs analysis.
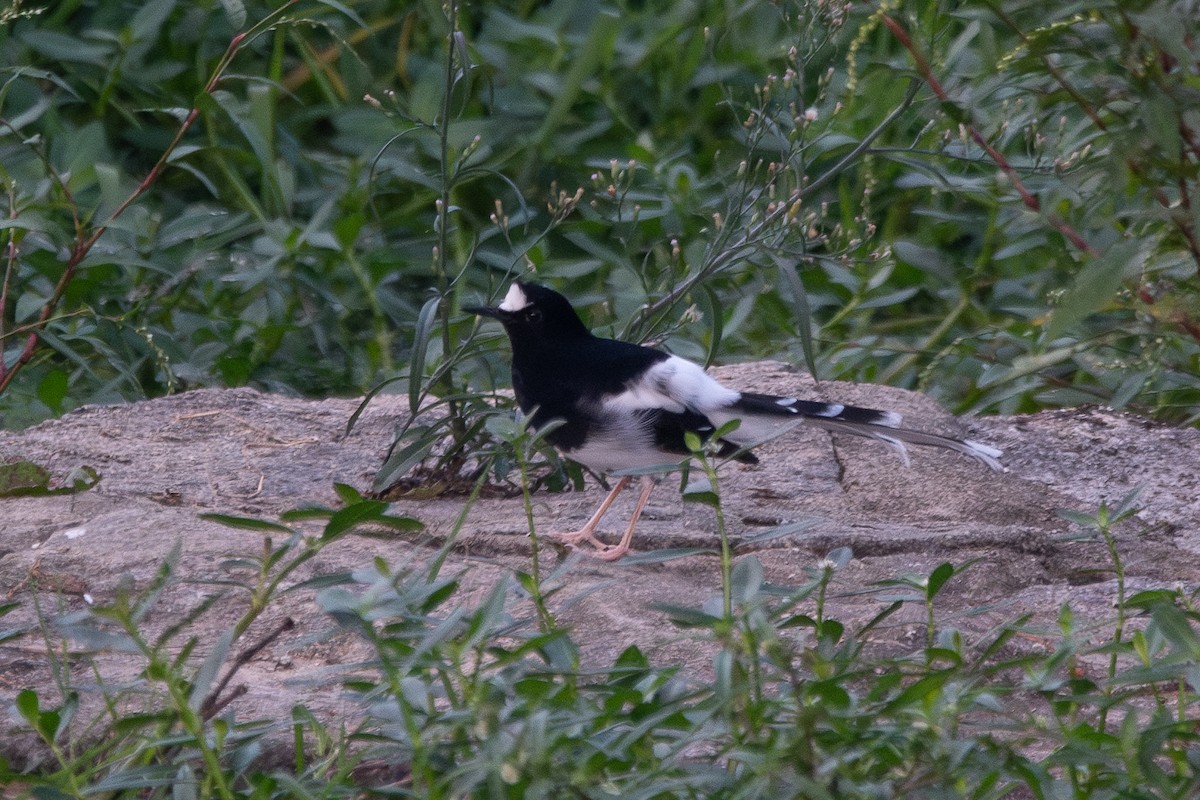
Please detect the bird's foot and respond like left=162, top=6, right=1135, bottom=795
left=545, top=527, right=608, bottom=550
left=589, top=543, right=632, bottom=561
left=545, top=529, right=630, bottom=560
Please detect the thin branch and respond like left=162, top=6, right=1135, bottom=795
left=983, top=1, right=1200, bottom=276
left=631, top=80, right=921, bottom=331
left=1, top=183, right=16, bottom=350
left=200, top=616, right=295, bottom=720
left=801, top=80, right=921, bottom=199
left=880, top=13, right=1098, bottom=257
left=0, top=2, right=300, bottom=398
left=1174, top=130, right=1200, bottom=273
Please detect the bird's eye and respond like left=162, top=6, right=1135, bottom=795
left=526, top=307, right=542, bottom=323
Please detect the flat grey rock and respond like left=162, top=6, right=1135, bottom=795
left=1, top=362, right=1197, bottom=768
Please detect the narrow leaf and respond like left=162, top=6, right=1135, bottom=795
left=218, top=0, right=246, bottom=29
left=409, top=295, right=441, bottom=415
left=324, top=500, right=390, bottom=537
left=1045, top=240, right=1141, bottom=341
left=619, top=547, right=716, bottom=564
left=200, top=514, right=293, bottom=533
left=736, top=518, right=819, bottom=549
left=926, top=562, right=955, bottom=601
left=775, top=255, right=818, bottom=378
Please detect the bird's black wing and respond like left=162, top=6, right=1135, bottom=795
left=633, top=406, right=759, bottom=464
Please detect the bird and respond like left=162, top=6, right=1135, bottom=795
left=466, top=281, right=1003, bottom=561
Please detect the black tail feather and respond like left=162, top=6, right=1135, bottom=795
left=736, top=392, right=902, bottom=427
left=721, top=392, right=1004, bottom=472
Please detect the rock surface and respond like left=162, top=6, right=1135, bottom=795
left=1, top=362, right=1197, bottom=769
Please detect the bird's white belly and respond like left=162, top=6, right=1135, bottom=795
left=561, top=429, right=681, bottom=473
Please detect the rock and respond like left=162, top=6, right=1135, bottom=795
left=1, top=363, right=1197, bottom=769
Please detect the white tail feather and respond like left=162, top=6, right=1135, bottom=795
left=803, top=417, right=1005, bottom=472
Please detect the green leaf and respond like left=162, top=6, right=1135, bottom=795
left=1045, top=240, right=1141, bottom=341
left=775, top=255, right=818, bottom=378
left=173, top=764, right=198, bottom=800
left=1150, top=604, right=1200, bottom=660
left=649, top=602, right=722, bottom=628
left=698, top=284, right=726, bottom=368
left=817, top=618, right=844, bottom=642
left=0, top=460, right=51, bottom=497
left=34, top=369, right=68, bottom=412
left=736, top=518, right=819, bottom=549
left=279, top=506, right=334, bottom=522
left=1056, top=508, right=1099, bottom=528
left=807, top=678, right=851, bottom=708
left=926, top=562, right=955, bottom=601
left=324, top=500, right=390, bottom=537
left=534, top=10, right=621, bottom=147
left=200, top=514, right=293, bottom=533
left=730, top=556, right=764, bottom=603
left=613, top=644, right=649, bottom=669
left=409, top=295, right=441, bottom=416
left=1125, top=589, right=1178, bottom=610
left=15, top=689, right=39, bottom=725
left=345, top=375, right=407, bottom=437
left=682, top=487, right=719, bottom=508
left=20, top=30, right=112, bottom=64
left=333, top=483, right=363, bottom=505
left=372, top=436, right=437, bottom=493
left=131, top=0, right=179, bottom=44
left=219, top=0, right=247, bottom=30
left=617, top=547, right=715, bottom=564
left=978, top=344, right=1085, bottom=388
left=189, top=629, right=233, bottom=711
left=883, top=670, right=952, bottom=714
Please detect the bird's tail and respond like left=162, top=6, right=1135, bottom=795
left=713, top=392, right=1004, bottom=472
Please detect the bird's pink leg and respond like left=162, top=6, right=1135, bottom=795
left=592, top=475, right=655, bottom=561
left=547, top=475, right=632, bottom=551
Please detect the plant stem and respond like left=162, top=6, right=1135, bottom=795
left=433, top=0, right=465, bottom=447
left=627, top=83, right=918, bottom=335
left=0, top=3, right=299, bottom=397
left=880, top=13, right=1098, bottom=258
left=698, top=456, right=734, bottom=620
left=518, top=452, right=555, bottom=633
left=1097, top=505, right=1125, bottom=733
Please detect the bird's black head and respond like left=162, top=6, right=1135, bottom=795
left=466, top=281, right=592, bottom=343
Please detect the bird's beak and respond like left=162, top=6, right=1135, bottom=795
left=465, top=303, right=505, bottom=320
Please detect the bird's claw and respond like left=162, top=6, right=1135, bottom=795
left=590, top=544, right=630, bottom=562
left=545, top=530, right=630, bottom=561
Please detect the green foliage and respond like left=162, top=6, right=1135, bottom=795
left=1, top=0, right=1195, bottom=436
left=8, top=491, right=1200, bottom=797
left=5, top=494, right=422, bottom=799
left=0, top=458, right=97, bottom=497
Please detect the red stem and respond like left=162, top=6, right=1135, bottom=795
left=880, top=14, right=1098, bottom=257
left=0, top=31, right=249, bottom=396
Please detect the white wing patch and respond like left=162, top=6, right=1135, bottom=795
left=498, top=282, right=529, bottom=312
left=601, top=355, right=739, bottom=415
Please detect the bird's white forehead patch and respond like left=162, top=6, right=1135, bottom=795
left=498, top=283, right=529, bottom=312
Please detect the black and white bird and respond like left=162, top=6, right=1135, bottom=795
left=467, top=281, right=1003, bottom=560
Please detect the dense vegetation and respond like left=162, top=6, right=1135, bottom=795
left=3, top=0, right=1200, bottom=797
left=2, top=0, right=1197, bottom=436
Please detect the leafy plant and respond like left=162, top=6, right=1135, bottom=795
left=8, top=488, right=421, bottom=799
left=8, top=483, right=1200, bottom=798
left=829, top=0, right=1200, bottom=421
left=3, top=0, right=1198, bottom=438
